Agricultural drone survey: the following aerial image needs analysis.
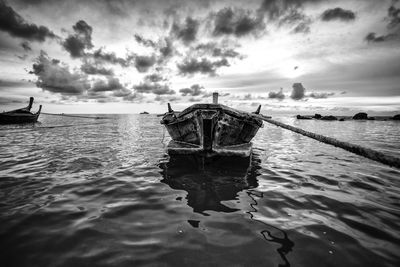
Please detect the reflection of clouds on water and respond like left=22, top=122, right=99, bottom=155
left=159, top=154, right=261, bottom=215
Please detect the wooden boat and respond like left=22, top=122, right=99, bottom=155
left=160, top=93, right=263, bottom=157
left=0, top=97, right=42, bottom=124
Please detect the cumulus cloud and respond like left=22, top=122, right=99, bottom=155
left=134, top=34, right=157, bottom=48
left=177, top=57, right=229, bottom=76
left=30, top=51, right=90, bottom=95
left=134, top=55, right=156, bottom=72
left=278, top=9, right=312, bottom=34
left=268, top=88, right=285, bottom=99
left=172, top=17, right=199, bottom=44
left=321, top=7, right=356, bottom=21
left=134, top=82, right=175, bottom=95
left=365, top=32, right=391, bottom=42
left=0, top=0, right=57, bottom=42
left=212, top=7, right=265, bottom=37
left=365, top=2, right=400, bottom=43
left=144, top=73, right=164, bottom=82
left=63, top=20, right=94, bottom=58
left=90, top=77, right=125, bottom=92
left=159, top=37, right=174, bottom=59
left=387, top=3, right=400, bottom=30
left=194, top=42, right=243, bottom=60
left=91, top=48, right=131, bottom=67
left=290, top=82, right=306, bottom=100
left=179, top=84, right=205, bottom=96
left=80, top=60, right=114, bottom=75
left=259, top=0, right=319, bottom=20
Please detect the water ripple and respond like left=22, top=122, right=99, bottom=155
left=0, top=115, right=399, bottom=266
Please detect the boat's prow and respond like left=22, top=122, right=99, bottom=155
left=0, top=97, right=42, bottom=124
left=161, top=93, right=264, bottom=157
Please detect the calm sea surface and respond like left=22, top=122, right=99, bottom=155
left=0, top=114, right=399, bottom=267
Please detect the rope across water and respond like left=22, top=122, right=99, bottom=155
left=253, top=114, right=400, bottom=169
left=41, top=112, right=107, bottom=119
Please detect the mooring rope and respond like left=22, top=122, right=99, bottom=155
left=41, top=112, right=107, bottom=119
left=254, top=114, right=400, bottom=169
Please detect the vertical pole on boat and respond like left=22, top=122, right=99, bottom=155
left=167, top=103, right=173, bottom=113
left=28, top=97, right=34, bottom=111
left=213, top=92, right=218, bottom=104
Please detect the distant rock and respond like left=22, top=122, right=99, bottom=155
left=392, top=114, right=400, bottom=120
left=140, top=111, right=149, bottom=114
left=321, top=115, right=338, bottom=121
left=313, top=113, right=322, bottom=119
left=353, top=112, right=368, bottom=120
left=339, top=118, right=345, bottom=121
left=368, top=117, right=375, bottom=120
left=296, top=115, right=312, bottom=120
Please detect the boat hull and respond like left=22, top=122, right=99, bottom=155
left=0, top=113, right=40, bottom=124
left=161, top=104, right=262, bottom=157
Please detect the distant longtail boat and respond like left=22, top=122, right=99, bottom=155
left=0, top=97, right=42, bottom=124
left=160, top=93, right=263, bottom=157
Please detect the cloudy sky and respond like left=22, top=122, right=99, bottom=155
left=0, top=0, right=399, bottom=114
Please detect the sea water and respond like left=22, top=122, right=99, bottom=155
left=0, top=115, right=399, bottom=267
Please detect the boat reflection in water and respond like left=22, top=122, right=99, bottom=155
left=159, top=153, right=294, bottom=267
left=159, top=154, right=260, bottom=215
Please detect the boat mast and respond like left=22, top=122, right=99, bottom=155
left=213, top=92, right=218, bottom=104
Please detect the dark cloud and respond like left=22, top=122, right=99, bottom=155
left=20, top=41, right=31, bottom=51
left=177, top=57, right=229, bottom=76
left=279, top=9, right=306, bottom=25
left=212, top=7, right=265, bottom=37
left=0, top=0, right=57, bottom=41
left=30, top=51, right=90, bottom=95
left=195, top=42, right=243, bottom=59
left=276, top=9, right=312, bottom=34
left=290, top=83, right=306, bottom=100
left=387, top=4, right=400, bottom=30
left=134, top=34, right=157, bottom=47
left=321, top=7, right=356, bottom=21
left=91, top=48, right=131, bottom=67
left=212, top=47, right=240, bottom=58
left=144, top=73, right=164, bottom=82
left=365, top=2, right=400, bottom=43
left=134, top=82, right=175, bottom=95
left=365, top=32, right=389, bottom=42
left=172, top=17, right=199, bottom=44
left=259, top=0, right=322, bottom=20
left=134, top=55, right=156, bottom=72
left=268, top=88, right=285, bottom=99
left=179, top=84, right=205, bottom=96
left=122, top=92, right=142, bottom=102
left=308, top=92, right=334, bottom=98
left=80, top=60, right=114, bottom=75
left=63, top=20, right=93, bottom=58
left=159, top=37, right=174, bottom=58
left=91, top=76, right=124, bottom=92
